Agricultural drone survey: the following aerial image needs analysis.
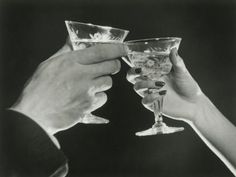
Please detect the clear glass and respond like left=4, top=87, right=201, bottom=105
left=124, top=37, right=184, bottom=136
left=65, top=20, right=129, bottom=124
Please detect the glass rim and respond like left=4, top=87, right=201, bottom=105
left=65, top=20, right=129, bottom=34
left=125, top=37, right=182, bottom=44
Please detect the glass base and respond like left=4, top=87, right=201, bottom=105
left=78, top=113, right=109, bottom=124
left=135, top=122, right=184, bottom=136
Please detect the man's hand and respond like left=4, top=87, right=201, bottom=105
left=126, top=48, right=204, bottom=123
left=11, top=40, right=126, bottom=135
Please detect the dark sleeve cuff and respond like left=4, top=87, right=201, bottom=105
left=1, top=109, right=68, bottom=177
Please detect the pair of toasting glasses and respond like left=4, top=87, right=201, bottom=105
left=65, top=20, right=184, bottom=136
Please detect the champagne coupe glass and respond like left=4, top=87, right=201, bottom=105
left=124, top=37, right=184, bottom=136
left=65, top=20, right=129, bottom=124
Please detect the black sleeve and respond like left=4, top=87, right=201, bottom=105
left=0, top=109, right=68, bottom=177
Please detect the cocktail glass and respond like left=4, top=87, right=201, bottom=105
left=124, top=37, right=184, bottom=136
left=65, top=20, right=129, bottom=124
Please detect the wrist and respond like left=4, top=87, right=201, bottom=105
left=10, top=99, right=55, bottom=135
left=190, top=93, right=217, bottom=126
left=8, top=107, right=61, bottom=149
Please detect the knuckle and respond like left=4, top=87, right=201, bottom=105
left=126, top=72, right=133, bottom=83
left=141, top=95, right=153, bottom=105
left=133, top=81, right=143, bottom=90
left=98, top=92, right=108, bottom=104
left=140, top=89, right=149, bottom=97
left=104, top=76, right=113, bottom=87
left=96, top=45, right=107, bottom=59
left=110, top=60, right=121, bottom=74
left=97, top=76, right=113, bottom=91
left=102, top=92, right=108, bottom=101
left=133, top=82, right=140, bottom=90
left=116, top=60, right=121, bottom=72
left=141, top=97, right=148, bottom=105
left=82, top=97, right=93, bottom=110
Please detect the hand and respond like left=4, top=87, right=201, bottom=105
left=128, top=49, right=236, bottom=175
left=11, top=40, right=126, bottom=135
left=126, top=48, right=204, bottom=123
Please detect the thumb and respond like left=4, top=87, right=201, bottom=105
left=64, top=36, right=73, bottom=50
left=49, top=37, right=73, bottom=59
left=57, top=37, right=73, bottom=55
left=169, top=48, right=187, bottom=75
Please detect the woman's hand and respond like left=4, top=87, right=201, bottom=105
left=126, top=48, right=205, bottom=123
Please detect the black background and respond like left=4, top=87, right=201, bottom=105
left=0, top=0, right=236, bottom=176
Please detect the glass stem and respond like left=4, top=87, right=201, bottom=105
left=153, top=94, right=164, bottom=126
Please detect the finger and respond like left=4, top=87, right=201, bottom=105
left=134, top=81, right=165, bottom=97
left=141, top=92, right=160, bottom=105
left=90, top=59, right=121, bottom=77
left=126, top=67, right=142, bottom=84
left=65, top=36, right=73, bottom=49
left=134, top=81, right=165, bottom=91
left=141, top=90, right=167, bottom=105
left=135, top=89, right=150, bottom=97
left=90, top=76, right=113, bottom=93
left=143, top=103, right=154, bottom=112
left=71, top=43, right=127, bottom=65
left=91, top=92, right=108, bottom=111
left=141, top=93, right=157, bottom=112
left=169, top=48, right=187, bottom=74
left=59, top=42, right=72, bottom=54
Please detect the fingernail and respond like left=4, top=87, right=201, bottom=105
left=121, top=43, right=128, bottom=55
left=155, top=81, right=165, bottom=87
left=142, top=75, right=148, bottom=79
left=171, top=47, right=178, bottom=57
left=174, top=48, right=179, bottom=57
left=135, top=68, right=142, bottom=74
left=147, top=89, right=152, bottom=94
left=159, top=90, right=167, bottom=96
